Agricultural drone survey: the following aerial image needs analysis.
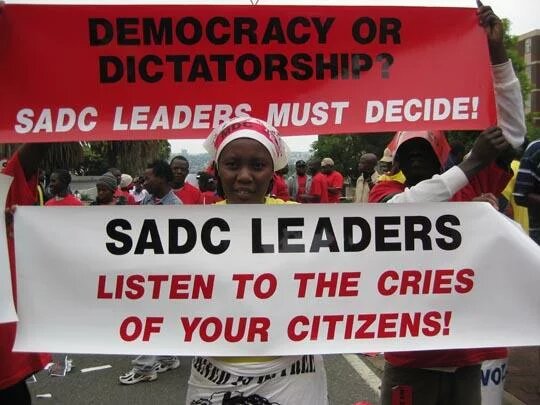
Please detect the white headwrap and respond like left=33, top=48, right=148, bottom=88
left=203, top=116, right=290, bottom=170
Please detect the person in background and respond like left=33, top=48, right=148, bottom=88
left=513, top=138, right=540, bottom=397
left=118, top=173, right=136, bottom=205
left=129, top=175, right=149, bottom=204
left=108, top=167, right=122, bottom=186
left=514, top=139, right=540, bottom=240
left=354, top=153, right=378, bottom=203
left=44, top=169, right=83, bottom=206
left=107, top=167, right=135, bottom=204
left=377, top=148, right=406, bottom=183
left=119, top=160, right=181, bottom=385
left=91, top=173, right=127, bottom=206
left=377, top=148, right=393, bottom=175
left=197, top=171, right=222, bottom=204
left=36, top=168, right=49, bottom=205
left=321, top=157, right=343, bottom=203
left=288, top=160, right=312, bottom=202
left=271, top=166, right=290, bottom=201
left=170, top=155, right=202, bottom=204
left=141, top=160, right=182, bottom=206
left=299, top=160, right=329, bottom=203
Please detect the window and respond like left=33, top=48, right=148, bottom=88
left=525, top=38, right=531, bottom=54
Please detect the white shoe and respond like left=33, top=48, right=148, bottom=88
left=118, top=367, right=158, bottom=385
left=155, top=357, right=180, bottom=373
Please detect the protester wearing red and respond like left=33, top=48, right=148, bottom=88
left=370, top=6, right=526, bottom=402
left=288, top=160, right=312, bottom=202
left=1, top=146, right=52, bottom=404
left=44, top=169, right=83, bottom=206
left=170, top=155, right=202, bottom=204
left=320, top=158, right=343, bottom=203
left=271, top=169, right=290, bottom=201
left=300, top=160, right=329, bottom=203
left=196, top=172, right=222, bottom=205
left=45, top=193, right=82, bottom=206
left=116, top=173, right=136, bottom=205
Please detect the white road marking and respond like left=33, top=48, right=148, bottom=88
left=342, top=354, right=381, bottom=397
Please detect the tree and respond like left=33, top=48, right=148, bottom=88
left=311, top=132, right=394, bottom=179
left=1, top=140, right=171, bottom=177
left=76, top=140, right=171, bottom=176
left=0, top=143, right=83, bottom=173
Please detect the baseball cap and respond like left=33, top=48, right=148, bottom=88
left=321, top=158, right=334, bottom=167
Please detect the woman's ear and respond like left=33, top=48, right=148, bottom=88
left=266, top=177, right=275, bottom=196
left=215, top=173, right=225, bottom=198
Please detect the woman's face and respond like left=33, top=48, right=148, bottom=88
left=217, top=138, right=274, bottom=204
left=96, top=184, right=114, bottom=204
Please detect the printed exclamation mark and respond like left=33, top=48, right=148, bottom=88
left=471, top=97, right=479, bottom=119
left=443, top=311, right=452, bottom=335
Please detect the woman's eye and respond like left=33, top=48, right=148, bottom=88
left=252, top=161, right=266, bottom=170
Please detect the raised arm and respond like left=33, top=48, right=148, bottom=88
left=478, top=2, right=526, bottom=149
left=384, top=128, right=510, bottom=203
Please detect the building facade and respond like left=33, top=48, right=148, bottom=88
left=517, top=29, right=540, bottom=127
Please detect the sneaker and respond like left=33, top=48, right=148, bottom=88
left=118, top=367, right=158, bottom=385
left=155, top=357, right=180, bottom=373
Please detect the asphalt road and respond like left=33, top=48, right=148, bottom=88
left=27, top=354, right=380, bottom=405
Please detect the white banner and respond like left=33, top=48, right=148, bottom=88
left=0, top=174, right=18, bottom=323
left=13, top=203, right=540, bottom=355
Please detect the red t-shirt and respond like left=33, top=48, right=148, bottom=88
left=174, top=182, right=202, bottom=204
left=199, top=190, right=222, bottom=205
left=1, top=153, right=51, bottom=389
left=45, top=194, right=83, bottom=206
left=309, top=172, right=329, bottom=203
left=325, top=170, right=344, bottom=203
left=297, top=175, right=307, bottom=201
left=369, top=163, right=511, bottom=368
left=271, top=174, right=290, bottom=201
left=114, top=188, right=136, bottom=205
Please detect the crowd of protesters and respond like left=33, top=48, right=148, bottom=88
left=1, top=1, right=539, bottom=405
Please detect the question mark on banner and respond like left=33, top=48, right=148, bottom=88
left=376, top=53, right=394, bottom=79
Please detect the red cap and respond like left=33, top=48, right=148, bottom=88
left=387, top=130, right=450, bottom=166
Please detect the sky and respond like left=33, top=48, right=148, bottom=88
left=10, top=0, right=538, bottom=154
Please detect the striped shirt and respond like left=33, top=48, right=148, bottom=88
left=514, top=139, right=540, bottom=244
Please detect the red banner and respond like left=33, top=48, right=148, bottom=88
left=0, top=4, right=496, bottom=143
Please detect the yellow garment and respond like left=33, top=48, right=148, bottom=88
left=378, top=171, right=406, bottom=183
left=503, top=160, right=529, bottom=232
left=36, top=185, right=44, bottom=206
left=216, top=196, right=297, bottom=205
left=216, top=196, right=295, bottom=362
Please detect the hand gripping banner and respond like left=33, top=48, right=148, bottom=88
left=0, top=4, right=496, bottom=142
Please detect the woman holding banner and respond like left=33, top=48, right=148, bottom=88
left=184, top=116, right=328, bottom=405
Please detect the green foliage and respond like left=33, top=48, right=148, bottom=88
left=502, top=19, right=531, bottom=100
left=0, top=143, right=83, bottom=172
left=526, top=113, right=540, bottom=141
left=76, top=140, right=171, bottom=176
left=311, top=132, right=394, bottom=178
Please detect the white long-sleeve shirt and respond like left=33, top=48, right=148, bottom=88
left=387, top=60, right=525, bottom=204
